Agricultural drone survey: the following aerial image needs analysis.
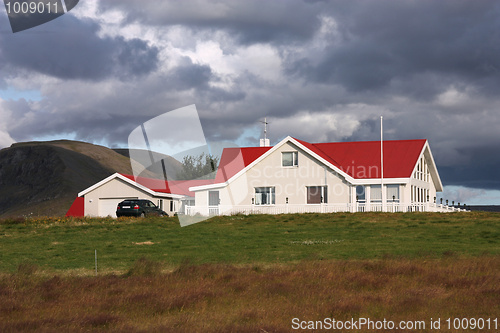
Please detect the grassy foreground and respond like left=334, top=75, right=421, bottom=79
left=0, top=212, right=499, bottom=332
left=1, top=212, right=499, bottom=273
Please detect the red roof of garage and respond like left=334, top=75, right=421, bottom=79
left=66, top=196, right=84, bottom=217
left=120, top=174, right=213, bottom=197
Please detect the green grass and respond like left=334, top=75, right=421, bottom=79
left=1, top=211, right=499, bottom=273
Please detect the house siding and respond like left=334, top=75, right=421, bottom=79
left=207, top=142, right=350, bottom=211
left=83, top=178, right=175, bottom=217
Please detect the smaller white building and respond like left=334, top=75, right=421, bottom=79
left=66, top=173, right=210, bottom=218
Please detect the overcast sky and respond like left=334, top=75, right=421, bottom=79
left=0, top=0, right=499, bottom=204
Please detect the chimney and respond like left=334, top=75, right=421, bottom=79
left=260, top=138, right=270, bottom=147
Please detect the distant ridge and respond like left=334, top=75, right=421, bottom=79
left=467, top=205, right=500, bottom=212
left=0, top=140, right=152, bottom=217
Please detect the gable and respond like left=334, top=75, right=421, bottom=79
left=413, top=143, right=443, bottom=191
left=79, top=173, right=186, bottom=198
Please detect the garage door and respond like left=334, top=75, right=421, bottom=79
left=99, top=198, right=137, bottom=217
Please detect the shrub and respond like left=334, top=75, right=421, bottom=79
left=0, top=217, right=25, bottom=225
left=124, top=257, right=162, bottom=277
left=16, top=262, right=38, bottom=276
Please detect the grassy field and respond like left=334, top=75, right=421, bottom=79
left=1, top=212, right=499, bottom=273
left=1, top=212, right=499, bottom=332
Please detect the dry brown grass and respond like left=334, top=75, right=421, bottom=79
left=1, top=256, right=499, bottom=332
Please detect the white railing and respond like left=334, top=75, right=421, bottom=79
left=184, top=202, right=467, bottom=216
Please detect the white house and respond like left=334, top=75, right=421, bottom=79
left=66, top=173, right=210, bottom=217
left=186, top=136, right=459, bottom=215
left=67, top=136, right=462, bottom=218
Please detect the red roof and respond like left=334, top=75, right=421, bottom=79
left=118, top=138, right=426, bottom=194
left=214, top=146, right=272, bottom=182
left=66, top=197, right=84, bottom=217
left=120, top=174, right=213, bottom=197
left=214, top=138, right=426, bottom=181
left=310, top=139, right=426, bottom=178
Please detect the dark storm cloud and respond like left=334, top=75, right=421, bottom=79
left=98, top=0, right=322, bottom=44
left=4, top=56, right=247, bottom=147
left=169, top=57, right=213, bottom=90
left=439, top=144, right=500, bottom=190
left=0, top=14, right=158, bottom=80
left=287, top=0, right=500, bottom=94
left=2, top=0, right=500, bottom=198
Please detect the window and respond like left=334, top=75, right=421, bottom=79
left=282, top=151, right=298, bottom=167
left=387, top=185, right=400, bottom=202
left=170, top=200, right=174, bottom=211
left=371, top=185, right=382, bottom=202
left=255, top=187, right=275, bottom=205
left=356, top=185, right=366, bottom=201
left=209, top=191, right=220, bottom=206
left=307, top=186, right=328, bottom=204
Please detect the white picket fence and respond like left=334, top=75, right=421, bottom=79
left=185, top=202, right=466, bottom=216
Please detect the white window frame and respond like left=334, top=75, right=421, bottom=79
left=306, top=186, right=328, bottom=204
left=387, top=184, right=400, bottom=202
left=208, top=191, right=220, bottom=206
left=254, top=187, right=276, bottom=205
left=282, top=151, right=298, bottom=167
left=356, top=185, right=366, bottom=202
left=370, top=185, right=382, bottom=202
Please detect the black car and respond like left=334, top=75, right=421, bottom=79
left=116, top=199, right=166, bottom=217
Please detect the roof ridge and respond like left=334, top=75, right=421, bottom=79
left=310, top=142, right=341, bottom=166
left=312, top=138, right=427, bottom=145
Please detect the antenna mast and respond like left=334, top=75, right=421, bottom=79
left=260, top=117, right=270, bottom=147
left=262, top=117, right=268, bottom=141
left=381, top=116, right=386, bottom=212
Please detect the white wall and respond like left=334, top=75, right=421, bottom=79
left=192, top=140, right=443, bottom=212
left=83, top=177, right=178, bottom=217
left=199, top=141, right=351, bottom=208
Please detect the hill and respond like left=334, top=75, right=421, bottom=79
left=114, top=148, right=185, bottom=180
left=0, top=140, right=178, bottom=217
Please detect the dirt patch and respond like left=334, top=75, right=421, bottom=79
left=133, top=241, right=154, bottom=245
